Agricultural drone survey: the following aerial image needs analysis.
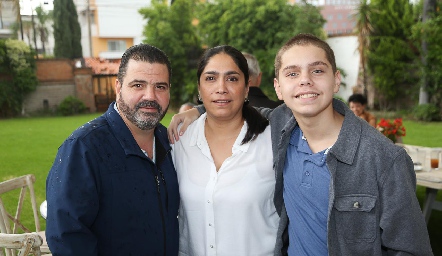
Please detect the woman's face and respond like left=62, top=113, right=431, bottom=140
left=198, top=53, right=249, bottom=121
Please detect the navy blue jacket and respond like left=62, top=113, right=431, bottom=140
left=46, top=103, right=179, bottom=256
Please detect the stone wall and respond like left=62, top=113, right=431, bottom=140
left=23, top=59, right=96, bottom=114
left=23, top=83, right=76, bottom=113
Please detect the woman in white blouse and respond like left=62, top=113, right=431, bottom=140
left=171, top=45, right=279, bottom=256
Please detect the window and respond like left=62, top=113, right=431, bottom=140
left=107, top=40, right=126, bottom=52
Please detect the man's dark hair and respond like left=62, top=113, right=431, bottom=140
left=117, top=44, right=172, bottom=84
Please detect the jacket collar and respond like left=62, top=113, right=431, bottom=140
left=278, top=99, right=361, bottom=166
left=328, top=99, right=361, bottom=165
left=279, top=104, right=298, bottom=137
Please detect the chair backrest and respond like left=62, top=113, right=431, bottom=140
left=0, top=232, right=42, bottom=256
left=0, top=175, right=41, bottom=235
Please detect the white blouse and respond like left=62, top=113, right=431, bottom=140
left=172, top=113, right=279, bottom=256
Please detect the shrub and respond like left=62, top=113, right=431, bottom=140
left=0, top=39, right=38, bottom=117
left=413, top=104, right=441, bottom=121
left=57, top=96, right=87, bottom=116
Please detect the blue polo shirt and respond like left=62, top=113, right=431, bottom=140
left=283, top=126, right=331, bottom=255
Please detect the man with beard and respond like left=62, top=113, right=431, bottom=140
left=45, top=44, right=179, bottom=256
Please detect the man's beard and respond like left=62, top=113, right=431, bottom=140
left=118, top=93, right=168, bottom=130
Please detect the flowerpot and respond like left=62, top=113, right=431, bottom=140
left=387, top=134, right=403, bottom=144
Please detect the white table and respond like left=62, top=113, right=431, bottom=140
left=396, top=143, right=442, bottom=223
left=416, top=170, right=442, bottom=223
left=40, top=200, right=47, bottom=219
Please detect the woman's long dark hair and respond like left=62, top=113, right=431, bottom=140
left=197, top=45, right=269, bottom=145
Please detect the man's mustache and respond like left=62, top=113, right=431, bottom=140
left=136, top=101, right=161, bottom=112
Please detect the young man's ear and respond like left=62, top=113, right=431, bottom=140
left=274, top=78, right=283, bottom=101
left=334, top=70, right=341, bottom=93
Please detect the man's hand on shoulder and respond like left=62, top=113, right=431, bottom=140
left=167, top=108, right=200, bottom=143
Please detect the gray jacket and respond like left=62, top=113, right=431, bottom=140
left=262, top=99, right=432, bottom=256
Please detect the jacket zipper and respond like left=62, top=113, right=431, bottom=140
left=154, top=174, right=167, bottom=256
left=154, top=147, right=171, bottom=256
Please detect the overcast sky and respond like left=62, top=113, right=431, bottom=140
left=20, top=0, right=54, bottom=15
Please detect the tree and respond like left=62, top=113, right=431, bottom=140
left=35, top=5, right=52, bottom=56
left=139, top=0, right=324, bottom=105
left=367, top=0, right=418, bottom=110
left=0, top=39, right=38, bottom=117
left=139, top=0, right=201, bottom=108
left=196, top=0, right=325, bottom=98
left=353, top=0, right=373, bottom=106
left=418, top=0, right=437, bottom=105
left=411, top=0, right=442, bottom=108
left=53, top=0, right=82, bottom=59
left=12, top=19, right=33, bottom=45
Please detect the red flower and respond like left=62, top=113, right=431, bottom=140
left=376, top=118, right=406, bottom=140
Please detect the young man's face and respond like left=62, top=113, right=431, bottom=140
left=274, top=44, right=341, bottom=119
left=115, top=59, right=170, bottom=131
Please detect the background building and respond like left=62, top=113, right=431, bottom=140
left=1, top=0, right=54, bottom=54
left=74, top=0, right=150, bottom=58
left=0, top=0, right=16, bottom=38
left=288, top=0, right=360, bottom=101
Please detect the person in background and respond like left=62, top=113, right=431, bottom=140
left=243, top=52, right=282, bottom=108
left=168, top=34, right=433, bottom=256
left=46, top=44, right=179, bottom=256
left=171, top=45, right=279, bottom=255
left=178, top=102, right=196, bottom=113
left=348, top=93, right=376, bottom=127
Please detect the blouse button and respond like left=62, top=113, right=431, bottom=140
left=353, top=202, right=360, bottom=209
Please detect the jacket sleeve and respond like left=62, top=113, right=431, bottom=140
left=46, top=137, right=100, bottom=256
left=379, top=149, right=433, bottom=255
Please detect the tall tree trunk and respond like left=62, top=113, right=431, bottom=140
left=419, top=0, right=436, bottom=105
left=39, top=28, right=46, bottom=55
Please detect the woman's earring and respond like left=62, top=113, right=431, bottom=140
left=197, top=94, right=203, bottom=104
left=244, top=97, right=249, bottom=105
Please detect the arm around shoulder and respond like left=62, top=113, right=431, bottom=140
left=168, top=106, right=203, bottom=142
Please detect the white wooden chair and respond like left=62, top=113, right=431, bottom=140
left=0, top=175, right=50, bottom=255
left=0, top=233, right=42, bottom=256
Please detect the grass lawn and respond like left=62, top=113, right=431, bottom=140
left=0, top=112, right=441, bottom=253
